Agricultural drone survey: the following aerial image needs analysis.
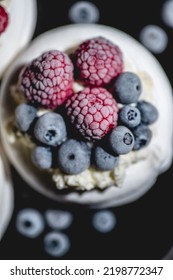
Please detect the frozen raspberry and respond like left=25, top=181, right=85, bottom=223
left=19, top=50, right=74, bottom=109
left=0, top=5, right=9, bottom=34
left=73, top=36, right=123, bottom=87
left=66, top=87, right=119, bottom=141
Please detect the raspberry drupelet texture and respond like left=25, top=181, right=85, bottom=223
left=19, top=50, right=74, bottom=109
left=0, top=5, right=9, bottom=34
left=66, top=87, right=119, bottom=141
left=73, top=36, right=123, bottom=87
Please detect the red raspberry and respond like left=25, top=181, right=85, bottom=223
left=74, top=36, right=123, bottom=87
left=19, top=50, right=74, bottom=109
left=0, top=5, right=9, bottom=34
left=66, top=87, right=119, bottom=141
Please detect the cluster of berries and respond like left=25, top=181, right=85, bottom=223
left=15, top=37, right=158, bottom=175
left=0, top=4, right=9, bottom=34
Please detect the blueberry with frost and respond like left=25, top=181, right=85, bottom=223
left=137, top=100, right=158, bottom=125
left=32, top=146, right=52, bottom=169
left=34, top=112, right=67, bottom=147
left=69, top=1, right=100, bottom=23
left=113, top=72, right=142, bottom=104
left=57, top=139, right=91, bottom=174
left=16, top=209, right=45, bottom=238
left=108, top=125, right=134, bottom=154
left=133, top=124, right=152, bottom=150
left=140, top=25, right=168, bottom=54
left=45, top=210, right=73, bottom=230
left=92, top=210, right=117, bottom=233
left=94, top=146, right=119, bottom=171
left=119, top=105, right=141, bottom=128
left=44, top=232, right=70, bottom=257
left=15, top=103, right=37, bottom=132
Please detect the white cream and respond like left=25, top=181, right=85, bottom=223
left=0, top=24, right=172, bottom=208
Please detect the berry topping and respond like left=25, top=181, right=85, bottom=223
left=34, top=112, right=67, bottom=147
left=133, top=124, right=152, bottom=150
left=0, top=5, right=9, bottom=34
left=108, top=126, right=134, bottom=154
left=57, top=139, right=91, bottom=174
left=137, top=100, right=159, bottom=125
left=119, top=105, right=141, bottom=128
left=73, top=36, right=123, bottom=87
left=94, top=146, right=119, bottom=171
left=19, top=50, right=74, bottom=109
left=15, top=104, right=37, bottom=132
left=32, top=146, right=52, bottom=169
left=66, top=87, right=119, bottom=141
left=13, top=36, right=158, bottom=178
left=113, top=72, right=142, bottom=104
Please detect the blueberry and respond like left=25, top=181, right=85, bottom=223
left=45, top=210, right=73, bottom=230
left=133, top=124, right=152, bottom=150
left=57, top=139, right=91, bottom=174
left=108, top=126, right=134, bottom=154
left=15, top=104, right=37, bottom=132
left=113, top=72, right=142, bottom=104
left=92, top=210, right=117, bottom=233
left=16, top=209, right=45, bottom=238
left=34, top=112, right=67, bottom=147
left=137, top=101, right=159, bottom=125
left=119, top=105, right=141, bottom=128
left=32, top=146, right=52, bottom=169
left=94, top=146, right=119, bottom=171
left=44, top=232, right=70, bottom=257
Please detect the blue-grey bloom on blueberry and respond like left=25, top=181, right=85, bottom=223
left=137, top=100, right=159, bottom=125
left=92, top=210, right=117, bottom=233
left=32, top=146, right=52, bottom=169
left=34, top=112, right=67, bottom=147
left=108, top=126, right=134, bottom=154
left=15, top=103, right=37, bottom=132
left=45, top=210, right=73, bottom=230
left=113, top=72, right=142, bottom=104
left=94, top=146, right=119, bottom=171
left=16, top=208, right=45, bottom=238
left=44, top=231, right=70, bottom=257
left=133, top=124, right=152, bottom=150
left=57, top=139, right=91, bottom=174
left=119, top=105, right=141, bottom=128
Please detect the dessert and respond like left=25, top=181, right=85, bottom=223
left=0, top=0, right=37, bottom=78
left=0, top=24, right=173, bottom=208
left=0, top=146, right=14, bottom=239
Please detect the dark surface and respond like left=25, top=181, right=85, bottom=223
left=0, top=0, right=173, bottom=260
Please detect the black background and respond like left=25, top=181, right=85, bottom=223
left=0, top=0, right=173, bottom=260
